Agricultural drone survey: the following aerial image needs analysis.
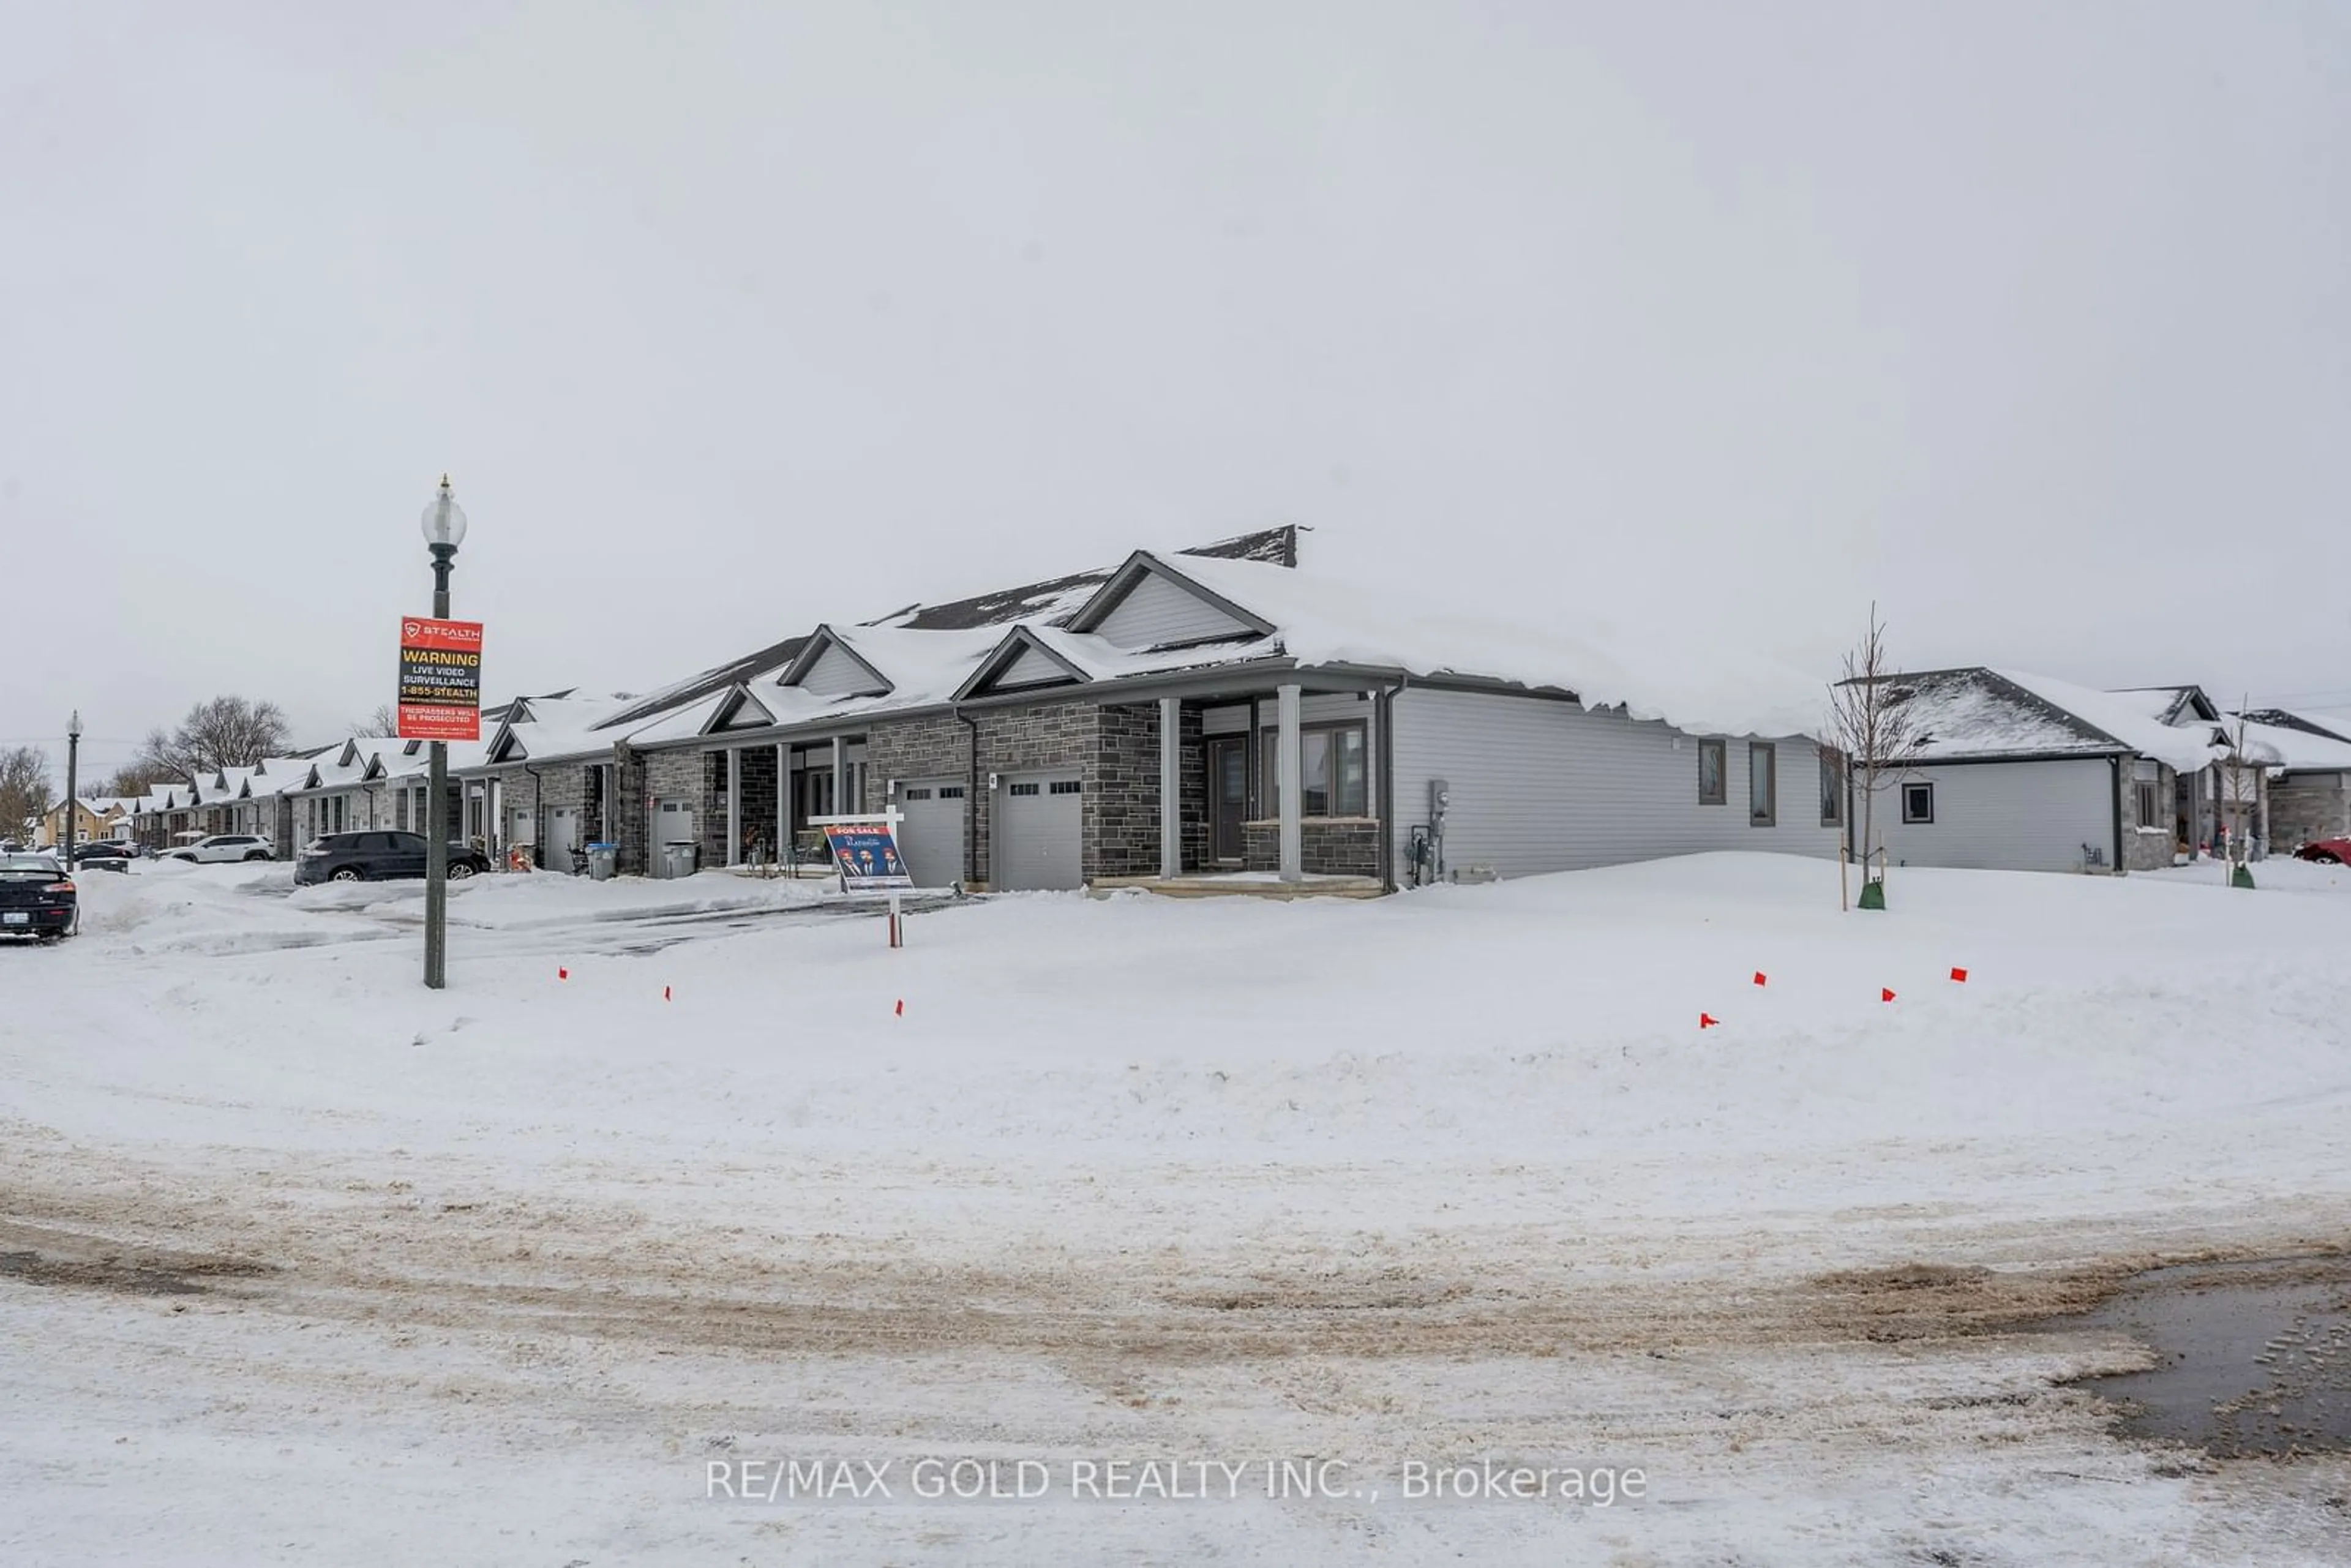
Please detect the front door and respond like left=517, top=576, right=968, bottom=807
left=1207, top=737, right=1247, bottom=864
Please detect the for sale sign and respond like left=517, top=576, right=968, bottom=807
left=396, top=617, right=486, bottom=741
left=820, top=822, right=913, bottom=891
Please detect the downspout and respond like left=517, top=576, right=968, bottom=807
left=954, top=705, right=982, bottom=890
left=1376, top=674, right=1406, bottom=893
left=2110, top=755, right=2125, bottom=874
left=522, top=760, right=544, bottom=868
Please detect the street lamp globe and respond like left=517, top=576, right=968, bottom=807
left=420, top=475, right=468, bottom=550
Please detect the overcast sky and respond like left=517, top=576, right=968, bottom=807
left=4, top=1, right=2345, bottom=782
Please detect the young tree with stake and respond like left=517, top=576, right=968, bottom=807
left=1826, top=603, right=1927, bottom=909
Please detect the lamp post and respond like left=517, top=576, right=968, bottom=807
left=64, top=710, right=81, bottom=866
left=421, top=476, right=467, bottom=989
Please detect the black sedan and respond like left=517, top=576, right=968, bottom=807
left=0, top=853, right=78, bottom=940
left=68, top=840, right=136, bottom=864
left=294, top=831, right=494, bottom=886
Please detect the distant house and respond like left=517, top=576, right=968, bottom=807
left=2238, top=707, right=2351, bottom=850
left=1853, top=669, right=2225, bottom=874
left=34, top=798, right=124, bottom=849
left=462, top=527, right=1847, bottom=888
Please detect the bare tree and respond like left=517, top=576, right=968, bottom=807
left=135, top=696, right=293, bottom=781
left=2220, top=696, right=2261, bottom=882
left=96, top=762, right=175, bottom=800
left=1825, top=602, right=1927, bottom=902
left=0, top=745, right=52, bottom=841
left=349, top=703, right=400, bottom=738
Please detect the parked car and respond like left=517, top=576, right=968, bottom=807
left=168, top=834, right=276, bottom=864
left=0, top=852, right=77, bottom=940
left=69, top=840, right=136, bottom=863
left=294, top=831, right=492, bottom=886
left=2294, top=838, right=2351, bottom=865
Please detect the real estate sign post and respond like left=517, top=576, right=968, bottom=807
left=397, top=618, right=486, bottom=742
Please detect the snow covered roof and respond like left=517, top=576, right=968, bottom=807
left=2105, top=685, right=2221, bottom=726
left=590, top=527, right=1307, bottom=738
left=2234, top=719, right=2351, bottom=773
left=2241, top=706, right=2351, bottom=746
left=868, top=525, right=1299, bottom=632
left=1870, top=668, right=2228, bottom=771
left=1056, top=550, right=1831, bottom=738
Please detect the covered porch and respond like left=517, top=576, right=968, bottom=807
left=1116, top=676, right=1396, bottom=897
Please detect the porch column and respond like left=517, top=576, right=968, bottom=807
left=726, top=746, right=743, bottom=866
left=831, top=735, right=848, bottom=815
left=1158, top=696, right=1181, bottom=879
left=776, top=743, right=789, bottom=865
left=1277, top=683, right=1303, bottom=882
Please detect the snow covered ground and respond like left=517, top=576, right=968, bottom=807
left=3, top=853, right=2349, bottom=1564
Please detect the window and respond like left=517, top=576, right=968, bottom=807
left=1008, top=782, right=1040, bottom=797
left=1749, top=743, right=1776, bottom=827
left=1902, top=781, right=1935, bottom=823
left=1698, top=739, right=1727, bottom=805
left=1261, top=722, right=1368, bottom=817
left=902, top=787, right=932, bottom=801
left=2135, top=779, right=2161, bottom=828
left=938, top=786, right=965, bottom=800
left=1048, top=779, right=1083, bottom=796
left=1819, top=750, right=1844, bottom=827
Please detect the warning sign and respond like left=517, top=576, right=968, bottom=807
left=397, top=617, right=485, bottom=741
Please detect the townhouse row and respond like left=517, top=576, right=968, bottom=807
left=112, top=527, right=2351, bottom=887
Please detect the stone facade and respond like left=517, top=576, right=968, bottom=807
left=1089, top=702, right=1207, bottom=879
left=2119, top=759, right=2177, bottom=872
left=2270, top=770, right=2351, bottom=853
left=1242, top=818, right=1379, bottom=877
left=863, top=701, right=1215, bottom=887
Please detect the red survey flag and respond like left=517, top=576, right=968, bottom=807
left=1699, top=1013, right=1719, bottom=1029
left=1949, top=967, right=1968, bottom=983
left=1881, top=987, right=1897, bottom=1002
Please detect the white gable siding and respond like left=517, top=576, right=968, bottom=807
left=1870, top=757, right=2114, bottom=874
left=797, top=640, right=885, bottom=697
left=1388, top=688, right=1841, bottom=878
left=994, top=645, right=1078, bottom=690
left=1093, top=571, right=1256, bottom=651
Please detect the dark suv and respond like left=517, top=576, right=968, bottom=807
left=294, top=831, right=493, bottom=885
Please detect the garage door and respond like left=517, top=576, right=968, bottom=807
left=545, top=806, right=579, bottom=871
left=897, top=779, right=966, bottom=888
left=994, top=771, right=1083, bottom=891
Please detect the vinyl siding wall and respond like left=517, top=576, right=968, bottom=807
left=1387, top=688, right=1840, bottom=877
left=1868, top=757, right=2113, bottom=873
left=797, top=641, right=885, bottom=697
left=996, top=646, right=1073, bottom=689
left=1093, top=572, right=1256, bottom=650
